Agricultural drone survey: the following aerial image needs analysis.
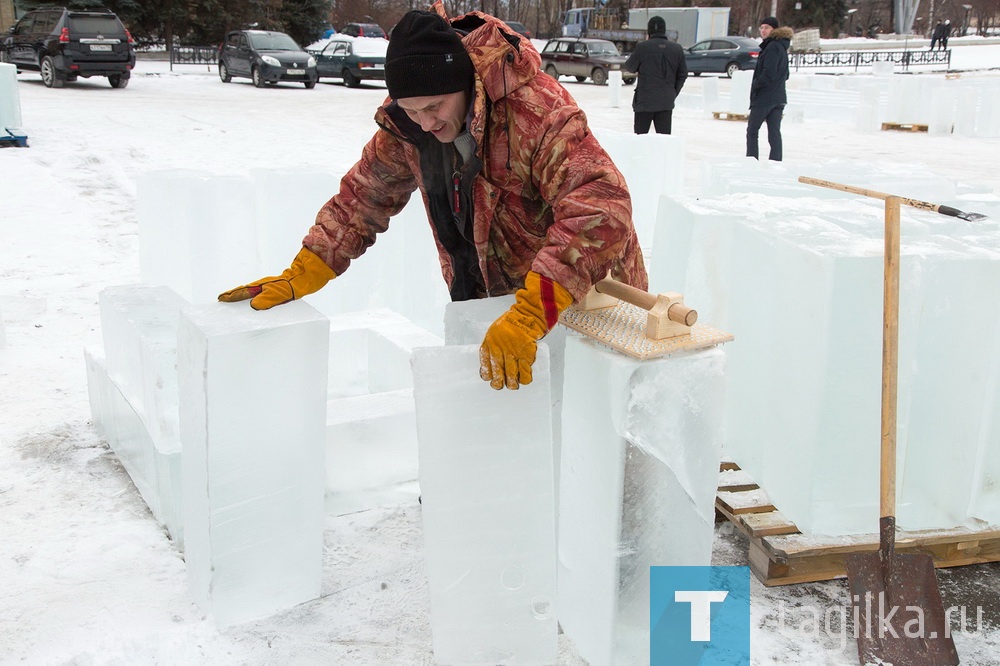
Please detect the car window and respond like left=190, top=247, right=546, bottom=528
left=711, top=40, right=735, bottom=50
left=542, top=41, right=558, bottom=53
left=332, top=43, right=348, bottom=56
left=249, top=32, right=299, bottom=51
left=238, top=34, right=249, bottom=49
left=226, top=33, right=239, bottom=48
left=32, top=12, right=58, bottom=35
left=67, top=15, right=125, bottom=37
left=588, top=42, right=619, bottom=56
left=555, top=41, right=572, bottom=54
left=690, top=41, right=711, bottom=52
left=572, top=43, right=586, bottom=55
left=13, top=15, right=35, bottom=35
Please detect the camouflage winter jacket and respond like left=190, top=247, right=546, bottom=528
left=303, top=11, right=647, bottom=302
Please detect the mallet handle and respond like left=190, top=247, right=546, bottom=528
left=595, top=279, right=697, bottom=326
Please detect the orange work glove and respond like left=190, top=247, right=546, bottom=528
left=479, top=271, right=574, bottom=390
left=218, top=247, right=336, bottom=310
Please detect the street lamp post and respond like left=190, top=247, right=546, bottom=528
left=847, top=7, right=858, bottom=37
left=962, top=4, right=973, bottom=36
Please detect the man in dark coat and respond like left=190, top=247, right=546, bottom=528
left=930, top=21, right=943, bottom=50
left=940, top=19, right=952, bottom=49
left=623, top=16, right=687, bottom=134
left=746, top=17, right=792, bottom=161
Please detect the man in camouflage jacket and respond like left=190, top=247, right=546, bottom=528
left=221, top=10, right=647, bottom=390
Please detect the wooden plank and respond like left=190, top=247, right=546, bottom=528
left=718, top=468, right=758, bottom=492
left=719, top=461, right=740, bottom=472
left=762, top=525, right=1000, bottom=560
left=717, top=488, right=775, bottom=515
left=881, top=122, right=929, bottom=132
left=713, top=111, right=749, bottom=122
left=740, top=511, right=800, bottom=538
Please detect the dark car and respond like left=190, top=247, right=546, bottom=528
left=0, top=7, right=135, bottom=88
left=340, top=23, right=387, bottom=39
left=504, top=21, right=531, bottom=39
left=685, top=37, right=760, bottom=78
left=218, top=30, right=318, bottom=88
left=307, top=35, right=386, bottom=87
left=539, top=37, right=635, bottom=86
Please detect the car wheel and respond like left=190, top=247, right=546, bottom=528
left=108, top=74, right=128, bottom=88
left=726, top=62, right=740, bottom=78
left=41, top=55, right=63, bottom=88
left=342, top=68, right=360, bottom=88
left=591, top=68, right=607, bottom=86
left=304, top=79, right=316, bottom=89
left=544, top=64, right=559, bottom=79
left=219, top=62, right=231, bottom=83
left=252, top=66, right=264, bottom=88
left=575, top=76, right=586, bottom=82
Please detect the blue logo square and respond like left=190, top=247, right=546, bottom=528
left=650, top=566, right=751, bottom=666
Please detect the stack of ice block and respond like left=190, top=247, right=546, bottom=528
left=178, top=300, right=329, bottom=627
left=137, top=169, right=451, bottom=336
left=651, top=190, right=1000, bottom=536
left=592, top=129, right=684, bottom=249
left=92, top=284, right=187, bottom=545
left=558, top=336, right=727, bottom=665
left=325, top=309, right=442, bottom=515
left=412, top=345, right=557, bottom=665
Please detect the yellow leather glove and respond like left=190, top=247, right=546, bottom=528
left=479, top=271, right=574, bottom=390
left=218, top=247, right=336, bottom=310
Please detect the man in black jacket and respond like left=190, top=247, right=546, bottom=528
left=623, top=16, right=687, bottom=135
left=746, top=17, right=792, bottom=161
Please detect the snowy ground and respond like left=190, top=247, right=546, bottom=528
left=2, top=38, right=1000, bottom=665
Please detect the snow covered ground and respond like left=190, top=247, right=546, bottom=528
left=2, top=38, right=1000, bottom=665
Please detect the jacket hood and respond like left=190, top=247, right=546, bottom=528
left=771, top=26, right=794, bottom=42
left=452, top=11, right=541, bottom=103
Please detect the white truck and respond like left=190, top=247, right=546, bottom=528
left=561, top=6, right=731, bottom=52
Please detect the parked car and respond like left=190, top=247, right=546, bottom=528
left=307, top=34, right=386, bottom=87
left=504, top=21, right=531, bottom=39
left=340, top=23, right=387, bottom=39
left=539, top=37, right=635, bottom=86
left=685, top=37, right=760, bottom=78
left=0, top=7, right=135, bottom=88
left=218, top=30, right=318, bottom=88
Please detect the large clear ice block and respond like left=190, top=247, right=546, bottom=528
left=412, top=344, right=557, bottom=665
left=558, top=337, right=726, bottom=665
left=178, top=300, right=329, bottom=627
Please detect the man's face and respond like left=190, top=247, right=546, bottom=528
left=759, top=23, right=774, bottom=39
left=397, top=90, right=469, bottom=144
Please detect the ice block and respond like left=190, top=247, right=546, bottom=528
left=412, top=344, right=557, bottom=665
left=178, top=300, right=329, bottom=626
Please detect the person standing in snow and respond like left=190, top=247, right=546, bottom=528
left=746, top=16, right=792, bottom=162
left=940, top=19, right=952, bottom=50
left=623, top=16, right=687, bottom=135
left=930, top=21, right=943, bottom=50
left=219, top=9, right=647, bottom=391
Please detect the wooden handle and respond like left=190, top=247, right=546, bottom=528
left=798, top=176, right=942, bottom=216
left=595, top=279, right=697, bottom=326
left=880, top=197, right=901, bottom=520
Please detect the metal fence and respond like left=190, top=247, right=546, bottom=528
left=789, top=49, right=952, bottom=72
left=169, top=46, right=218, bottom=71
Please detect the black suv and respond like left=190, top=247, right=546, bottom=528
left=218, top=30, right=318, bottom=88
left=1, top=7, right=135, bottom=88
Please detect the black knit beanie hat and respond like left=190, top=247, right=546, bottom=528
left=647, top=16, right=666, bottom=36
left=761, top=16, right=779, bottom=29
left=385, top=10, right=474, bottom=100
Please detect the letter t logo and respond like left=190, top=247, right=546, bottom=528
left=674, top=590, right=729, bottom=641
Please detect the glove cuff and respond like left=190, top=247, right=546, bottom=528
left=511, top=271, right=574, bottom=339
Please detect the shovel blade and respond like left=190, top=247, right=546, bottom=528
left=845, top=552, right=959, bottom=665
left=958, top=211, right=989, bottom=222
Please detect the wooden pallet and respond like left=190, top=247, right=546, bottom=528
left=712, top=111, right=749, bottom=121
left=881, top=122, right=929, bottom=132
left=715, top=462, right=1000, bottom=586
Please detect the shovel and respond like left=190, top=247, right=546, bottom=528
left=799, top=176, right=989, bottom=221
left=840, top=195, right=960, bottom=665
